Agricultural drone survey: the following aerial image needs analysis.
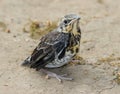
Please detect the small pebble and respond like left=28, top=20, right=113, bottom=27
left=6, top=29, right=11, bottom=33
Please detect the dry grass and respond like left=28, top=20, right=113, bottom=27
left=23, top=20, right=58, bottom=39
left=82, top=40, right=93, bottom=44
left=0, top=21, right=7, bottom=32
left=98, top=55, right=120, bottom=67
left=98, top=56, right=120, bottom=63
left=97, top=0, right=104, bottom=4
left=113, top=71, right=120, bottom=85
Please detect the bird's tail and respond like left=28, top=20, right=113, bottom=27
left=21, top=56, right=31, bottom=66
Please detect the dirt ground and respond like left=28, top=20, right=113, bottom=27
left=0, top=0, right=120, bottom=94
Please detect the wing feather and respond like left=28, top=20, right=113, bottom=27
left=29, top=32, right=69, bottom=70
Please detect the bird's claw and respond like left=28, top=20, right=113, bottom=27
left=47, top=73, right=73, bottom=82
left=41, top=69, right=73, bottom=82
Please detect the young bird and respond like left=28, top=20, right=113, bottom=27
left=22, top=14, right=81, bottom=82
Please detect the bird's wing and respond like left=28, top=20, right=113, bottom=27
left=29, top=32, right=69, bottom=70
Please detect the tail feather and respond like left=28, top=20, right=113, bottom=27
left=21, top=57, right=31, bottom=66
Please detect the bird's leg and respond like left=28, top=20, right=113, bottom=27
left=40, top=69, right=73, bottom=82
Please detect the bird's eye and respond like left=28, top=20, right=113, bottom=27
left=64, top=20, right=71, bottom=24
left=64, top=20, right=68, bottom=24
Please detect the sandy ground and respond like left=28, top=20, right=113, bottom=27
left=0, top=0, right=120, bottom=94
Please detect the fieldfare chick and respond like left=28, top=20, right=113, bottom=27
left=22, top=14, right=81, bottom=82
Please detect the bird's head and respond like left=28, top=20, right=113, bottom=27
left=58, top=14, right=81, bottom=35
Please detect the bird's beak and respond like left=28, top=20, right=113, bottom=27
left=75, top=16, right=80, bottom=21
left=77, top=17, right=80, bottom=20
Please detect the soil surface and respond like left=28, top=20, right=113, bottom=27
left=0, top=0, right=120, bottom=94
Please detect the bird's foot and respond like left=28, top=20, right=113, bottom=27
left=40, top=69, right=73, bottom=82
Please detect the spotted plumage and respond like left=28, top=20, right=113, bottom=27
left=22, top=14, right=81, bottom=82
